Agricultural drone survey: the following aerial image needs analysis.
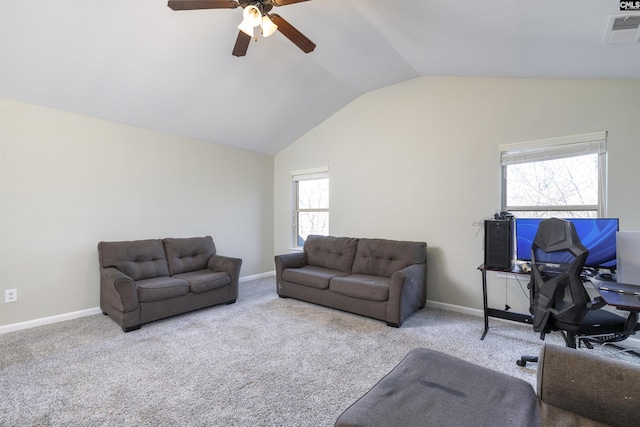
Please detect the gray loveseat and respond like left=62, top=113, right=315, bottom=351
left=98, top=236, right=241, bottom=331
left=275, top=235, right=427, bottom=327
left=336, top=344, right=640, bottom=427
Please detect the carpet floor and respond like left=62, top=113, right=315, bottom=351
left=1, top=276, right=638, bottom=426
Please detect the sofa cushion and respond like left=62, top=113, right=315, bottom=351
left=137, top=276, right=190, bottom=303
left=98, top=239, right=170, bottom=281
left=282, top=265, right=349, bottom=290
left=330, top=274, right=390, bottom=301
left=352, top=238, right=426, bottom=278
left=164, top=236, right=216, bottom=276
left=173, top=270, right=231, bottom=294
left=304, top=235, right=359, bottom=273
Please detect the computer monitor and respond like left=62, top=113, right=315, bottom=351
left=516, top=218, right=619, bottom=269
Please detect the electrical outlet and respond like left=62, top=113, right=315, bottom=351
left=5, top=289, right=17, bottom=303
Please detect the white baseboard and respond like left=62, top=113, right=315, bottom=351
left=0, top=307, right=103, bottom=335
left=240, top=271, right=275, bottom=282
left=426, top=299, right=484, bottom=317
left=0, top=272, right=278, bottom=335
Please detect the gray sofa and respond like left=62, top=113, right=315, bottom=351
left=98, top=236, right=242, bottom=331
left=275, top=235, right=427, bottom=327
left=336, top=344, right=640, bottom=427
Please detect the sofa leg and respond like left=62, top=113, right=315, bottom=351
left=122, top=325, right=142, bottom=333
left=226, top=299, right=237, bottom=305
left=386, top=322, right=401, bottom=328
left=278, top=294, right=290, bottom=299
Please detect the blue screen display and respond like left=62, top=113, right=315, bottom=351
left=515, top=218, right=619, bottom=268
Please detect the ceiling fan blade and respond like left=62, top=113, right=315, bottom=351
left=167, top=0, right=239, bottom=11
left=270, top=14, right=316, bottom=53
left=232, top=31, right=251, bottom=57
left=272, top=0, right=312, bottom=6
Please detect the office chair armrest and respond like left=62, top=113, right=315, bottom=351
left=586, top=296, right=606, bottom=310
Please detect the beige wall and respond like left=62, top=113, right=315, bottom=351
left=0, top=99, right=274, bottom=326
left=4, top=76, right=640, bottom=328
left=274, top=77, right=640, bottom=313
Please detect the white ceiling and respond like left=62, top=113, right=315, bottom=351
left=1, top=0, right=639, bottom=155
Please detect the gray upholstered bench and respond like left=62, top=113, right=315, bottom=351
left=335, top=348, right=538, bottom=427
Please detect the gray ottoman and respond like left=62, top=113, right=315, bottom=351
left=335, top=348, right=539, bottom=427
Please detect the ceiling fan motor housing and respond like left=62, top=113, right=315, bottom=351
left=239, top=0, right=274, bottom=13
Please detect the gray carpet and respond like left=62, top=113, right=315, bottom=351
left=1, top=276, right=638, bottom=426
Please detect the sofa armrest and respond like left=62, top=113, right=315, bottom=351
left=275, top=251, right=308, bottom=268
left=275, top=251, right=307, bottom=275
left=274, top=252, right=308, bottom=290
left=100, top=267, right=139, bottom=313
left=207, top=254, right=242, bottom=289
left=385, top=263, right=427, bottom=326
left=537, top=344, right=640, bottom=427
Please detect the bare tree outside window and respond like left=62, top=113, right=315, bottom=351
left=500, top=132, right=607, bottom=219
left=504, top=153, right=599, bottom=218
left=295, top=177, right=329, bottom=246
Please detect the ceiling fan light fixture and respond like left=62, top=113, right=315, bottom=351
left=238, top=5, right=262, bottom=37
left=245, top=5, right=262, bottom=24
left=237, top=19, right=255, bottom=37
left=261, top=15, right=278, bottom=37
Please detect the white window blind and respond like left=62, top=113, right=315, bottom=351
left=291, top=167, right=329, bottom=182
left=499, top=131, right=607, bottom=166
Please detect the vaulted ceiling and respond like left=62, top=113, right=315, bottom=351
left=1, top=0, right=639, bottom=155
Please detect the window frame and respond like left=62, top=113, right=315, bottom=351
left=499, top=131, right=608, bottom=218
left=291, top=167, right=329, bottom=248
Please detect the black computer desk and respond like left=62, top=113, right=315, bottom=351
left=478, top=264, right=533, bottom=340
left=591, top=278, right=640, bottom=326
left=479, top=265, right=640, bottom=341
left=590, top=278, right=640, bottom=356
left=592, top=279, right=640, bottom=311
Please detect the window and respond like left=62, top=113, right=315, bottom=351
left=292, top=167, right=329, bottom=247
left=500, top=132, right=607, bottom=218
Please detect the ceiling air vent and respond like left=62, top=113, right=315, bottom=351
left=604, top=14, right=640, bottom=44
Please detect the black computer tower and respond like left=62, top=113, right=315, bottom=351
left=484, top=219, right=515, bottom=271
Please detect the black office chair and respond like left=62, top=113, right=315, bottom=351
left=517, top=218, right=638, bottom=366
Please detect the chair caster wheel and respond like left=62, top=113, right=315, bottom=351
left=517, top=356, right=538, bottom=367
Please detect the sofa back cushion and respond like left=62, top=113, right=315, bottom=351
left=98, top=239, right=170, bottom=281
left=164, top=236, right=216, bottom=275
left=352, top=238, right=426, bottom=277
left=304, top=235, right=359, bottom=273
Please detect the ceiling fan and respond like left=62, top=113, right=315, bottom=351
left=167, top=0, right=316, bottom=57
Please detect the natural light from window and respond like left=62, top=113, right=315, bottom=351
left=500, top=132, right=607, bottom=219
left=294, top=176, right=329, bottom=247
left=505, top=154, right=599, bottom=218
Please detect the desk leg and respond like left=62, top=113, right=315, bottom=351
left=481, top=268, right=489, bottom=340
left=625, top=311, right=639, bottom=333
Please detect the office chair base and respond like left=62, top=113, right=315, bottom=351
left=516, top=355, right=538, bottom=367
